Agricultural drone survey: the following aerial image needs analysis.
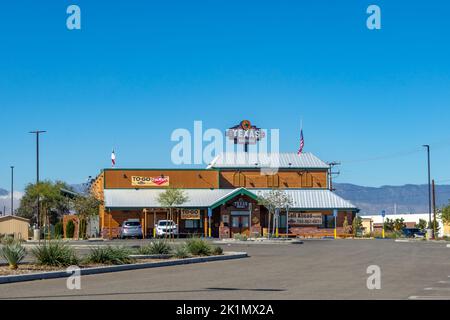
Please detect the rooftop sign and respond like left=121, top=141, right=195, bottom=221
left=226, top=120, right=266, bottom=146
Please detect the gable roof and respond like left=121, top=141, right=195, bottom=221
left=207, top=152, right=329, bottom=169
left=0, top=215, right=30, bottom=223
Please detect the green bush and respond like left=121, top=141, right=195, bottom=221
left=212, top=246, right=223, bottom=255
left=137, top=240, right=172, bottom=255
left=173, top=245, right=191, bottom=259
left=0, top=241, right=26, bottom=269
left=66, top=220, right=75, bottom=238
left=54, top=222, right=64, bottom=238
left=384, top=231, right=403, bottom=239
left=185, top=238, right=212, bottom=256
left=31, top=240, right=79, bottom=266
left=86, top=246, right=134, bottom=265
left=233, top=233, right=248, bottom=241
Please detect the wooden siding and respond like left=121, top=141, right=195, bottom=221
left=219, top=170, right=328, bottom=188
left=104, top=169, right=219, bottom=189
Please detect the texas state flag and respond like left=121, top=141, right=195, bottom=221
left=111, top=150, right=116, bottom=167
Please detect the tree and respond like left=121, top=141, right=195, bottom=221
left=17, top=180, right=72, bottom=226
left=393, top=218, right=406, bottom=231
left=384, top=218, right=395, bottom=232
left=72, top=193, right=102, bottom=239
left=415, top=219, right=427, bottom=230
left=157, top=188, right=189, bottom=239
left=257, top=190, right=292, bottom=237
left=352, top=216, right=362, bottom=236
left=441, top=203, right=450, bottom=225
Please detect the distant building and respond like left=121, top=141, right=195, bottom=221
left=358, top=213, right=445, bottom=237
left=0, top=215, right=30, bottom=240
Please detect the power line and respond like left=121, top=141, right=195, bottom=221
left=339, top=139, right=450, bottom=165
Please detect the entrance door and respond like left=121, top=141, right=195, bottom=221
left=231, top=212, right=250, bottom=236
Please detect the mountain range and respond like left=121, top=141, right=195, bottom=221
left=1, top=184, right=450, bottom=215
left=334, top=183, right=450, bottom=214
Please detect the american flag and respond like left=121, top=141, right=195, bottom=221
left=111, top=150, right=116, bottom=167
left=297, top=129, right=304, bottom=154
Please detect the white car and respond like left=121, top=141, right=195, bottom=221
left=155, top=220, right=178, bottom=237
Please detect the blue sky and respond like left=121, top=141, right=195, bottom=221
left=1, top=0, right=450, bottom=190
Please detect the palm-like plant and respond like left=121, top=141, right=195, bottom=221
left=1, top=241, right=26, bottom=270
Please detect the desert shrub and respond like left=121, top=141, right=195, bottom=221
left=212, top=246, right=223, bottom=255
left=66, top=220, right=75, bottom=238
left=0, top=235, right=15, bottom=245
left=31, top=240, right=79, bottom=266
left=185, top=238, right=212, bottom=256
left=86, top=246, right=134, bottom=265
left=0, top=241, right=26, bottom=269
left=384, top=231, right=402, bottom=239
left=233, top=233, right=248, bottom=241
left=173, top=245, right=191, bottom=259
left=137, top=240, right=172, bottom=255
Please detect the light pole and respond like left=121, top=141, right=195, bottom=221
left=333, top=209, right=338, bottom=239
left=423, top=145, right=432, bottom=237
left=10, top=166, right=14, bottom=215
left=30, top=130, right=46, bottom=240
left=285, top=204, right=290, bottom=238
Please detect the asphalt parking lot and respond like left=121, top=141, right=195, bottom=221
left=1, top=239, right=450, bottom=300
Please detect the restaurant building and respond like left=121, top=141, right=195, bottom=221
left=92, top=152, right=358, bottom=238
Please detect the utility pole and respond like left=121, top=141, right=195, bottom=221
left=29, top=130, right=46, bottom=240
left=432, top=179, right=437, bottom=239
left=10, top=166, right=14, bottom=215
left=423, top=145, right=432, bottom=235
left=327, top=162, right=341, bottom=191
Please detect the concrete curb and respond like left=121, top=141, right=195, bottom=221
left=0, top=252, right=248, bottom=285
left=214, top=239, right=303, bottom=245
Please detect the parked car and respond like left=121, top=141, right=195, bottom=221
left=402, top=228, right=426, bottom=238
left=155, top=220, right=178, bottom=237
left=120, top=219, right=143, bottom=239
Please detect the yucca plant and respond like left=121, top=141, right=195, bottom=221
left=31, top=240, right=79, bottom=266
left=86, top=246, right=134, bottom=265
left=0, top=241, right=26, bottom=270
left=173, top=245, right=191, bottom=259
left=142, top=240, right=172, bottom=255
left=212, top=246, right=223, bottom=256
left=185, top=238, right=212, bottom=256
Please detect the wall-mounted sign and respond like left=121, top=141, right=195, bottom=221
left=288, top=212, right=322, bottom=225
left=226, top=120, right=265, bottom=145
left=233, top=198, right=249, bottom=209
left=181, top=209, right=200, bottom=220
left=131, top=176, right=169, bottom=187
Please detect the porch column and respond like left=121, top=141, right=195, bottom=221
left=208, top=207, right=212, bottom=238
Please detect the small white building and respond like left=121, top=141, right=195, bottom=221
left=359, top=213, right=445, bottom=237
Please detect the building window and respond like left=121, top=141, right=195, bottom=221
left=232, top=216, right=240, bottom=228
left=185, top=220, right=200, bottom=229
